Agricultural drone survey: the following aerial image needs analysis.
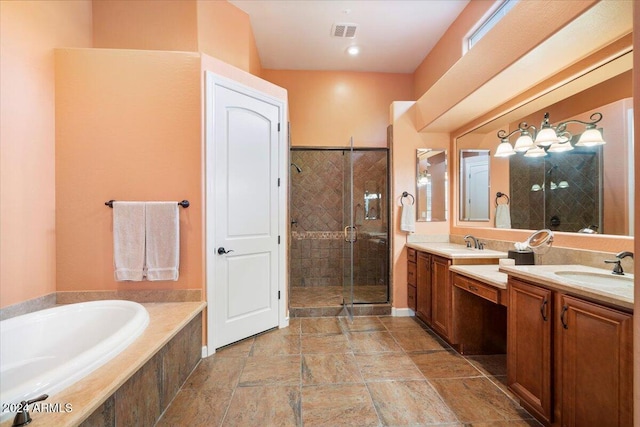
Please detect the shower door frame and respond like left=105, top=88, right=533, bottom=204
left=289, top=146, right=391, bottom=309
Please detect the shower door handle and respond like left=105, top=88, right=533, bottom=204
left=344, top=226, right=357, bottom=243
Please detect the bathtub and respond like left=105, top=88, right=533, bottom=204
left=0, top=300, right=149, bottom=421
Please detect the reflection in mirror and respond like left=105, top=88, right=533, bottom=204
left=416, top=149, right=447, bottom=222
left=364, top=180, right=380, bottom=220
left=455, top=50, right=634, bottom=237
left=459, top=150, right=490, bottom=221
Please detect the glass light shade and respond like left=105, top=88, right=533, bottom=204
left=494, top=141, right=516, bottom=157
left=550, top=181, right=557, bottom=190
left=534, top=127, right=559, bottom=146
left=547, top=141, right=574, bottom=152
left=531, top=184, right=542, bottom=192
left=513, top=134, right=534, bottom=152
left=575, top=128, right=605, bottom=146
left=524, top=146, right=547, bottom=157
left=558, top=181, right=569, bottom=189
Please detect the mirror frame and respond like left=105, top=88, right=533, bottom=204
left=453, top=49, right=633, bottom=240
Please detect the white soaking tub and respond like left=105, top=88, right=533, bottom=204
left=0, top=300, right=149, bottom=421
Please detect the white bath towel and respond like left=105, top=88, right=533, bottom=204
left=113, top=202, right=146, bottom=281
left=145, top=202, right=180, bottom=281
left=495, top=204, right=512, bottom=229
left=400, top=203, right=415, bottom=233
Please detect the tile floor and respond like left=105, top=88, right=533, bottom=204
left=157, top=316, right=541, bottom=427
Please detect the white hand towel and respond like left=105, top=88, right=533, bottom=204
left=495, top=204, right=512, bottom=229
left=400, top=203, right=415, bottom=233
left=145, top=202, right=180, bottom=281
left=113, top=202, right=146, bottom=281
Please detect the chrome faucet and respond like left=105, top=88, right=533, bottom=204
left=464, top=234, right=479, bottom=249
left=604, top=251, right=634, bottom=275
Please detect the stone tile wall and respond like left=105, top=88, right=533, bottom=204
left=80, top=313, right=202, bottom=426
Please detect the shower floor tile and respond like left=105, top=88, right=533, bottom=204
left=158, top=316, right=542, bottom=427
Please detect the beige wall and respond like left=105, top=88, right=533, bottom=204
left=92, top=0, right=198, bottom=52
left=1, top=0, right=267, bottom=308
left=262, top=70, right=413, bottom=147
left=55, top=49, right=203, bottom=293
left=412, top=0, right=493, bottom=99
left=414, top=0, right=597, bottom=131
left=197, top=0, right=263, bottom=76
left=391, top=102, right=449, bottom=309
left=93, top=0, right=262, bottom=75
left=0, top=0, right=93, bottom=308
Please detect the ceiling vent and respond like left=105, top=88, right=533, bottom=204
left=331, top=23, right=358, bottom=38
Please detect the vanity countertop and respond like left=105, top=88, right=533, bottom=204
left=449, top=264, right=507, bottom=290
left=406, top=242, right=507, bottom=260
left=499, top=264, right=634, bottom=311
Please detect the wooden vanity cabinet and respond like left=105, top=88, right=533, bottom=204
left=559, top=295, right=633, bottom=427
left=430, top=255, right=452, bottom=341
left=416, top=252, right=432, bottom=323
left=507, top=277, right=633, bottom=427
left=507, top=278, right=553, bottom=423
left=407, top=249, right=417, bottom=311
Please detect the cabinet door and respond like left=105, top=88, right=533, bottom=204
left=430, top=255, right=451, bottom=340
left=416, top=252, right=431, bottom=323
left=507, top=278, right=552, bottom=423
left=560, top=295, right=633, bottom=427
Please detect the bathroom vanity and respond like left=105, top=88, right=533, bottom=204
left=500, top=264, right=633, bottom=427
left=406, top=244, right=634, bottom=426
left=406, top=243, right=506, bottom=348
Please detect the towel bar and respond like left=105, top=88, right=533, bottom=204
left=401, top=191, right=415, bottom=206
left=105, top=200, right=190, bottom=208
left=495, top=192, right=509, bottom=207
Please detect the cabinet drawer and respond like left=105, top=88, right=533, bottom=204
left=407, top=285, right=417, bottom=311
left=407, top=261, right=417, bottom=286
left=407, top=248, right=416, bottom=263
left=453, top=275, right=499, bottom=304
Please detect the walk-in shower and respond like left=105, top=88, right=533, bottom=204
left=289, top=148, right=390, bottom=316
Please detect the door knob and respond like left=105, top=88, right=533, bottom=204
left=217, top=247, right=234, bottom=255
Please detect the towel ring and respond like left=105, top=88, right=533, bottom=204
left=495, top=192, right=510, bottom=207
left=401, top=191, right=415, bottom=206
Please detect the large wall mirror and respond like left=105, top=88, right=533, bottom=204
left=416, top=149, right=447, bottom=222
left=456, top=48, right=634, bottom=237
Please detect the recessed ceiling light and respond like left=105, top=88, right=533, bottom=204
left=347, top=46, right=360, bottom=56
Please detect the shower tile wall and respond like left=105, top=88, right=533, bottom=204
left=290, top=150, right=388, bottom=295
left=510, top=148, right=601, bottom=233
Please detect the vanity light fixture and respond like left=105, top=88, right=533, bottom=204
left=494, top=111, right=605, bottom=157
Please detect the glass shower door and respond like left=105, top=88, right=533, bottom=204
left=342, top=138, right=355, bottom=320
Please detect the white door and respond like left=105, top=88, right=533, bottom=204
left=206, top=74, right=284, bottom=350
left=465, top=160, right=489, bottom=220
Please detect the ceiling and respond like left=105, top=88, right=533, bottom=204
left=228, top=0, right=469, bottom=73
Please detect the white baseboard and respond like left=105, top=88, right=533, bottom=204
left=202, top=346, right=213, bottom=358
left=391, top=307, right=415, bottom=317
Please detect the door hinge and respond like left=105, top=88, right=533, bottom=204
left=278, top=178, right=281, bottom=187
left=278, top=291, right=281, bottom=300
left=278, top=235, right=281, bottom=244
left=278, top=123, right=281, bottom=132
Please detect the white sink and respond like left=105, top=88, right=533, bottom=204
left=554, top=271, right=633, bottom=288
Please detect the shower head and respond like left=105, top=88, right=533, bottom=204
left=290, top=163, right=302, bottom=173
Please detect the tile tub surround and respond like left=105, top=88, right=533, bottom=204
left=0, top=292, right=57, bottom=321
left=0, top=290, right=201, bottom=320
left=0, top=302, right=205, bottom=427
left=156, top=316, right=541, bottom=426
